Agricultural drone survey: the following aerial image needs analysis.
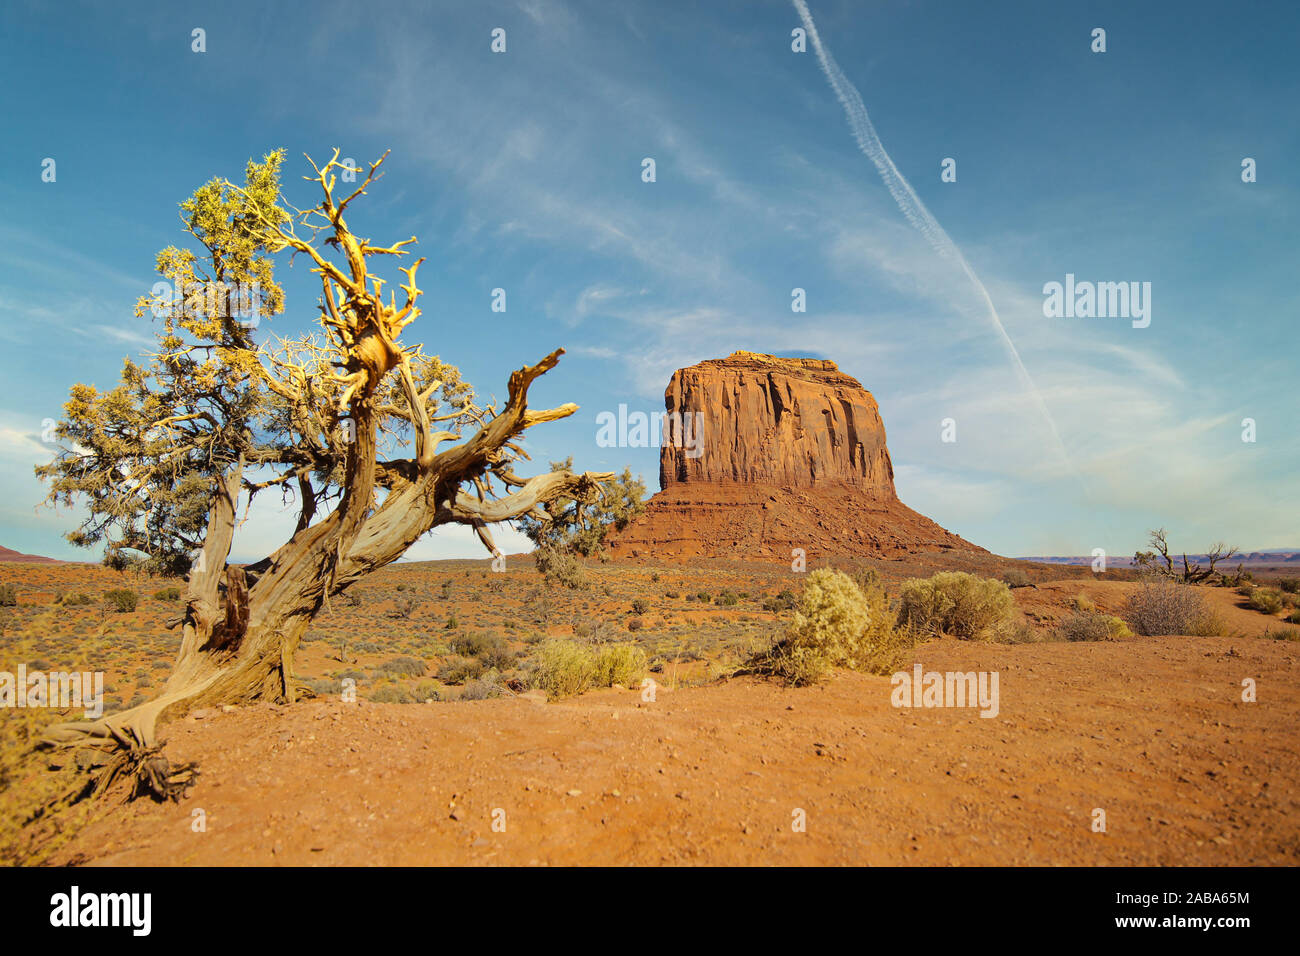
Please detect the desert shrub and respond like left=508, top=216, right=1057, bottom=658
left=1287, top=609, right=1300, bottom=625
left=665, top=590, right=680, bottom=599
left=55, top=592, right=92, bottom=606
left=1002, top=569, right=1033, bottom=589
left=534, top=546, right=585, bottom=589
left=762, top=589, right=798, bottom=612
left=459, top=676, right=505, bottom=700
left=369, top=684, right=414, bottom=704
left=1278, top=578, right=1300, bottom=595
left=1123, top=580, right=1221, bottom=636
left=103, top=589, right=138, bottom=613
left=375, top=656, right=427, bottom=678
left=650, top=573, right=660, bottom=583
left=437, top=656, right=484, bottom=685
left=997, top=621, right=1049, bottom=644
left=627, top=616, right=644, bottom=632
left=897, top=572, right=1015, bottom=641
left=450, top=631, right=506, bottom=659
left=714, top=590, right=739, bottom=606
left=592, top=644, right=647, bottom=687
left=685, top=593, right=696, bottom=602
left=758, top=569, right=912, bottom=685
left=444, top=613, right=458, bottom=629
left=412, top=679, right=442, bottom=702
left=534, top=639, right=596, bottom=699
left=1236, top=584, right=1257, bottom=597
left=0, top=585, right=17, bottom=607
left=696, top=591, right=709, bottom=602
left=1247, top=588, right=1284, bottom=615
left=1057, top=611, right=1132, bottom=642
left=153, top=586, right=182, bottom=601
left=631, top=598, right=649, bottom=615
left=303, top=677, right=342, bottom=696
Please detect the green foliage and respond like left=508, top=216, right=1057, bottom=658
left=714, top=590, right=739, bottom=606
left=0, top=585, right=16, bottom=607
left=517, top=457, right=646, bottom=556
left=534, top=640, right=596, bottom=699
left=448, top=632, right=512, bottom=669
left=103, top=589, right=139, bottom=613
left=760, top=569, right=912, bottom=685
left=534, top=545, right=585, bottom=589
left=437, top=656, right=483, bottom=685
left=592, top=644, right=647, bottom=687
left=1247, top=588, right=1284, bottom=615
left=35, top=151, right=291, bottom=576
left=153, top=587, right=182, bottom=601
left=1001, top=569, right=1033, bottom=589
left=762, top=589, right=798, bottom=612
left=374, top=656, right=427, bottom=678
left=369, top=684, right=414, bottom=704
left=1057, top=611, right=1132, bottom=642
left=897, top=572, right=1015, bottom=641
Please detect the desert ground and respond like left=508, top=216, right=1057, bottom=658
left=3, top=554, right=1298, bottom=866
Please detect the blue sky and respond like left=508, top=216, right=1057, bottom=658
left=1, top=0, right=1295, bottom=563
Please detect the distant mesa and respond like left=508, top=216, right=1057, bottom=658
left=0, top=545, right=60, bottom=564
left=605, top=351, right=984, bottom=562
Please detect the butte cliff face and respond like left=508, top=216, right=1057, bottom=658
left=606, top=351, right=982, bottom=561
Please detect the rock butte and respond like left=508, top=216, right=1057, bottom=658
left=606, top=351, right=983, bottom=562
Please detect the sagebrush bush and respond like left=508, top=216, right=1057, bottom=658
left=534, top=546, right=585, bottom=589
left=437, top=655, right=484, bottom=685
left=759, top=569, right=912, bottom=685
left=0, top=585, right=16, bottom=607
left=897, top=572, right=1015, bottom=641
left=103, top=589, right=138, bottom=613
left=534, top=639, right=596, bottom=699
left=449, top=631, right=511, bottom=668
left=459, top=676, right=505, bottom=700
left=1123, top=579, right=1223, bottom=636
left=1002, top=569, right=1033, bottom=589
left=1057, top=611, right=1132, bottom=642
left=1247, top=588, right=1284, bottom=615
left=374, top=656, right=427, bottom=678
left=369, top=684, right=414, bottom=704
left=630, top=598, right=649, bottom=615
left=153, top=586, right=182, bottom=601
left=593, top=644, right=647, bottom=687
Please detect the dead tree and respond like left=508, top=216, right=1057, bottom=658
left=1134, top=528, right=1239, bottom=584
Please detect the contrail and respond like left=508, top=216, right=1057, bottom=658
left=792, top=0, right=1073, bottom=474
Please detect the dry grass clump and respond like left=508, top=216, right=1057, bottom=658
left=897, top=571, right=1015, bottom=641
left=755, top=569, right=914, bottom=686
left=1246, top=587, right=1285, bottom=616
left=533, top=640, right=646, bottom=699
left=1057, top=610, right=1133, bottom=642
left=1123, top=579, right=1225, bottom=636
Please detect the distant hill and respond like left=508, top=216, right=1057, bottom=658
left=1020, top=550, right=1300, bottom=567
left=0, top=545, right=60, bottom=564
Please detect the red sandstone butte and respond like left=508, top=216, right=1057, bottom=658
left=606, top=351, right=983, bottom=561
